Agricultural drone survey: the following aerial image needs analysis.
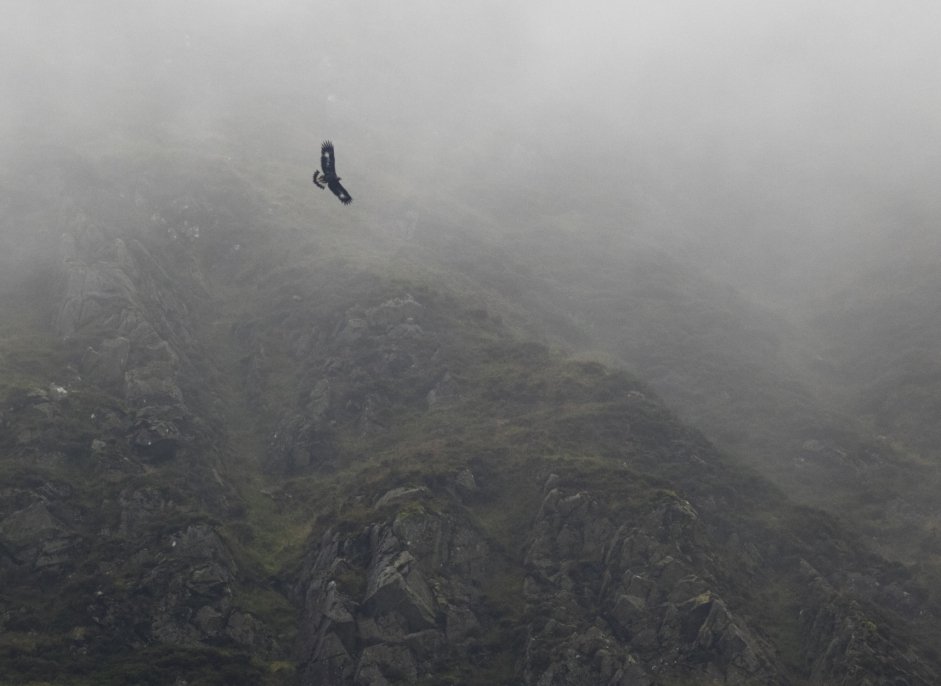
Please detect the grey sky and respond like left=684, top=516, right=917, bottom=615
left=3, top=1, right=940, bottom=297
left=6, top=2, right=940, bottom=159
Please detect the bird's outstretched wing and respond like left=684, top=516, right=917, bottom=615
left=327, top=178, right=353, bottom=205
left=320, top=140, right=352, bottom=204
left=321, top=140, right=336, bottom=176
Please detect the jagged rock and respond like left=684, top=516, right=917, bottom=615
left=363, top=543, right=436, bottom=631
left=194, top=605, right=225, bottom=635
left=426, top=371, right=459, bottom=409
left=134, top=524, right=242, bottom=647
left=357, top=392, right=390, bottom=434
left=355, top=644, right=417, bottom=685
left=609, top=594, right=647, bottom=638
left=81, top=336, right=130, bottom=386
left=170, top=524, right=237, bottom=568
left=335, top=317, right=368, bottom=344
left=125, top=367, right=184, bottom=408
left=794, top=559, right=931, bottom=685
left=130, top=407, right=185, bottom=458
left=388, top=321, right=425, bottom=341
left=296, top=501, right=495, bottom=685
left=444, top=604, right=479, bottom=641
left=374, top=487, right=428, bottom=510
left=308, top=378, right=332, bottom=421
left=118, top=487, right=171, bottom=537
left=226, top=610, right=276, bottom=655
left=453, top=468, right=478, bottom=497
left=520, top=483, right=788, bottom=685
left=34, top=534, right=80, bottom=568
left=268, top=413, right=336, bottom=472
left=365, top=295, right=423, bottom=330
left=657, top=592, right=768, bottom=680
left=0, top=494, right=84, bottom=570
left=0, top=501, right=61, bottom=542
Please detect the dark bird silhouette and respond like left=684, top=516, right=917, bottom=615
left=313, top=140, right=353, bottom=205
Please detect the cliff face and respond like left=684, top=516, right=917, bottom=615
left=1, top=152, right=939, bottom=685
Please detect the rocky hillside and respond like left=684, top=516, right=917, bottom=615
left=399, top=175, right=941, bottom=584
left=1, top=147, right=941, bottom=685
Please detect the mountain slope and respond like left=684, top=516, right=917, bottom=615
left=1, top=146, right=940, bottom=685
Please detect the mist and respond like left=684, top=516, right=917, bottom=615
left=3, top=0, right=941, bottom=302
left=5, top=9, right=941, bottom=677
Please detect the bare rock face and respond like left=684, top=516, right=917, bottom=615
left=0, top=498, right=78, bottom=571
left=295, top=492, right=494, bottom=686
left=52, top=215, right=228, bottom=489
left=294, top=477, right=786, bottom=685
left=520, top=480, right=781, bottom=686
left=290, top=467, right=938, bottom=685
left=796, top=560, right=929, bottom=686
left=81, top=336, right=130, bottom=387
left=0, top=196, right=275, bottom=682
left=263, top=292, right=448, bottom=473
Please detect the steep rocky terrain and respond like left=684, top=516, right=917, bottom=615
left=401, top=176, right=940, bottom=584
left=2, top=147, right=941, bottom=686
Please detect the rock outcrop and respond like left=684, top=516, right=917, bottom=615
left=295, top=490, right=495, bottom=685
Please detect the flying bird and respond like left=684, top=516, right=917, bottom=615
left=313, top=140, right=353, bottom=205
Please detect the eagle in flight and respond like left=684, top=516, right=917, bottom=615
left=313, top=140, right=353, bottom=205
